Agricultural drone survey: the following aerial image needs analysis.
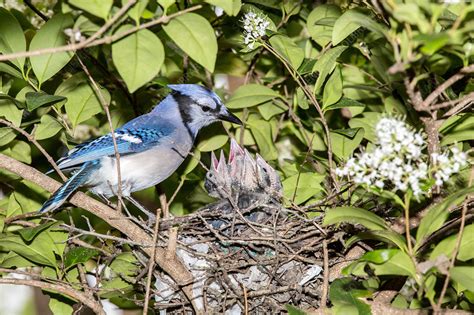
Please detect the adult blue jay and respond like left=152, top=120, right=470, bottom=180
left=39, top=84, right=242, bottom=214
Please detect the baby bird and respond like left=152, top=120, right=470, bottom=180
left=205, top=139, right=282, bottom=206
left=40, top=84, right=242, bottom=213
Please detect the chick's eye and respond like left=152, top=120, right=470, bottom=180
left=202, top=105, right=211, bottom=112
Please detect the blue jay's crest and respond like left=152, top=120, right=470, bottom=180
left=39, top=84, right=242, bottom=214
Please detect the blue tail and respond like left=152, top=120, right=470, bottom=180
left=39, top=161, right=99, bottom=213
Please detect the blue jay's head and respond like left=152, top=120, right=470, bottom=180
left=169, top=84, right=242, bottom=133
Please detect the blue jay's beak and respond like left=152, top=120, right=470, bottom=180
left=219, top=109, right=242, bottom=125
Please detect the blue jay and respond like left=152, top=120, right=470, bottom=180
left=39, top=84, right=242, bottom=214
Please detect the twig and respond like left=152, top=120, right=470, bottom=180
left=0, top=278, right=105, bottom=315
left=262, top=42, right=338, bottom=189
left=321, top=240, right=329, bottom=308
left=443, top=91, right=474, bottom=117
left=24, top=0, right=49, bottom=21
left=0, top=5, right=202, bottom=62
left=430, top=92, right=474, bottom=111
left=0, top=118, right=66, bottom=181
left=435, top=167, right=474, bottom=312
left=422, top=64, right=474, bottom=108
left=143, top=208, right=162, bottom=314
left=75, top=54, right=123, bottom=212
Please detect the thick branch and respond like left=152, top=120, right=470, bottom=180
left=0, top=153, right=198, bottom=311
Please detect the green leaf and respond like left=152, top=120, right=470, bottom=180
left=346, top=230, right=408, bottom=252
left=323, top=206, right=388, bottom=231
left=430, top=224, right=474, bottom=262
left=332, top=9, right=386, bottom=46
left=197, top=134, right=228, bottom=152
left=112, top=26, right=164, bottom=93
left=329, top=278, right=372, bottom=315
left=0, top=251, right=35, bottom=268
left=25, top=92, right=66, bottom=111
left=182, top=149, right=200, bottom=176
left=312, top=46, right=347, bottom=93
left=416, top=33, right=450, bottom=55
left=0, top=62, right=23, bottom=78
left=49, top=297, right=74, bottom=315
left=440, top=114, right=474, bottom=145
left=56, top=73, right=110, bottom=127
left=16, top=221, right=58, bottom=242
left=6, top=193, right=21, bottom=217
left=226, top=84, right=281, bottom=109
left=0, top=98, right=23, bottom=126
left=285, top=304, right=307, bottom=315
left=68, top=0, right=112, bottom=19
left=323, top=65, right=343, bottom=108
left=0, top=230, right=65, bottom=267
left=64, top=247, right=99, bottom=269
left=205, top=0, right=241, bottom=16
left=29, top=14, right=74, bottom=85
left=163, top=13, right=217, bottom=72
left=2, top=140, right=31, bottom=164
left=348, top=112, right=382, bottom=143
left=330, top=127, right=364, bottom=160
left=416, top=186, right=474, bottom=249
left=0, top=128, right=17, bottom=146
left=450, top=267, right=474, bottom=292
left=247, top=119, right=278, bottom=161
left=369, top=249, right=416, bottom=278
left=124, top=0, right=149, bottom=23
left=283, top=172, right=324, bottom=205
left=258, top=100, right=287, bottom=120
left=157, top=0, right=175, bottom=13
left=359, top=249, right=398, bottom=264
left=0, top=8, right=26, bottom=72
left=269, top=34, right=304, bottom=69
left=34, top=115, right=63, bottom=140
left=307, top=4, right=341, bottom=47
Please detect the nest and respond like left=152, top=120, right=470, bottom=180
left=150, top=140, right=326, bottom=313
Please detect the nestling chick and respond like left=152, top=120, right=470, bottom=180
left=205, top=139, right=282, bottom=207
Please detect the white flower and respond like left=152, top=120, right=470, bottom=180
left=336, top=116, right=468, bottom=199
left=241, top=11, right=270, bottom=49
left=431, top=147, right=467, bottom=187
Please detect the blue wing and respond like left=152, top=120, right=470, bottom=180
left=56, top=126, right=175, bottom=170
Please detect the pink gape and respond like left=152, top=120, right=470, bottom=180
left=205, top=139, right=282, bottom=201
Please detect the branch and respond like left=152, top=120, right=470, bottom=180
left=0, top=153, right=200, bottom=312
left=0, top=5, right=202, bottom=62
left=422, top=64, right=474, bottom=108
left=0, top=277, right=105, bottom=315
left=0, top=118, right=66, bottom=181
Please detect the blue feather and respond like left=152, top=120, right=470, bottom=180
left=39, top=161, right=100, bottom=213
left=56, top=126, right=175, bottom=170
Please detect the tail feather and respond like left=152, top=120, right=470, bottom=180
left=39, top=161, right=98, bottom=213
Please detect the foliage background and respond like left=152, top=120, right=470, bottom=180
left=0, top=0, right=473, bottom=314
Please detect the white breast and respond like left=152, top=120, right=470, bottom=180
left=88, top=131, right=193, bottom=197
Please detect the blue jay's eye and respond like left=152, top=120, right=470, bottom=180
left=201, top=105, right=212, bottom=112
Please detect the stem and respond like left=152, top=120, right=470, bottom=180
left=261, top=42, right=339, bottom=189
left=403, top=193, right=413, bottom=256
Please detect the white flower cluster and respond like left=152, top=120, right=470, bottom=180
left=336, top=117, right=467, bottom=197
left=242, top=11, right=270, bottom=49
left=431, top=147, right=467, bottom=187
